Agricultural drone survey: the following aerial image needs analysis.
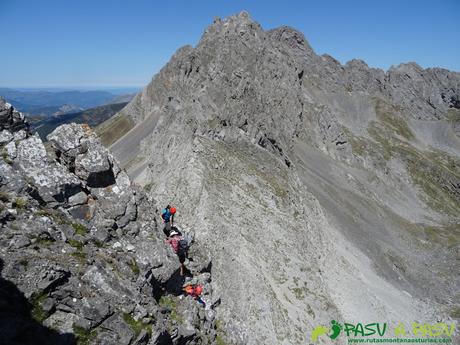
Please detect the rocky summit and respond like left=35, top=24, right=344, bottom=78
left=1, top=11, right=460, bottom=345
left=110, top=11, right=459, bottom=345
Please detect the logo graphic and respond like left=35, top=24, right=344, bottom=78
left=310, top=320, right=456, bottom=343
left=311, top=320, right=342, bottom=342
left=310, top=325, right=329, bottom=343
left=330, top=320, right=342, bottom=339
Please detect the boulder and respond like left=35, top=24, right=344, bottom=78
left=0, top=129, right=13, bottom=145
left=4, top=141, right=17, bottom=159
left=0, top=98, right=29, bottom=133
left=15, top=134, right=83, bottom=205
left=48, top=123, right=138, bottom=228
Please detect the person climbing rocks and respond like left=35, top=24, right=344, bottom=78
left=182, top=284, right=206, bottom=307
left=161, top=205, right=176, bottom=236
left=165, top=229, right=190, bottom=276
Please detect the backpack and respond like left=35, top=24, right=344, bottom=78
left=177, top=238, right=189, bottom=254
left=161, top=208, right=171, bottom=222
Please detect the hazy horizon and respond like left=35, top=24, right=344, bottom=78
left=0, top=86, right=142, bottom=93
left=1, top=0, right=459, bottom=87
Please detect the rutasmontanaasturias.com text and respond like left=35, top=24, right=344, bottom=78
left=347, top=338, right=452, bottom=343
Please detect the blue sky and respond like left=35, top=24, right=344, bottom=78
left=0, top=0, right=459, bottom=88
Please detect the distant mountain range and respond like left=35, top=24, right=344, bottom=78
left=32, top=102, right=129, bottom=140
left=23, top=104, right=84, bottom=118
left=0, top=87, right=137, bottom=116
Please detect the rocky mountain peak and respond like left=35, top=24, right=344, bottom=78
left=390, top=61, right=424, bottom=73
left=268, top=25, right=315, bottom=55
left=1, top=11, right=459, bottom=345
left=109, top=12, right=460, bottom=345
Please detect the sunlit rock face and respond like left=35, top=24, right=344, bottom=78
left=0, top=100, right=217, bottom=344
left=112, top=11, right=460, bottom=345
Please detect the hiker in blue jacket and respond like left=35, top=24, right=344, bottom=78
left=161, top=205, right=176, bottom=236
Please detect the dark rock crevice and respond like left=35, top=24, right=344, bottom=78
left=0, top=258, right=76, bottom=345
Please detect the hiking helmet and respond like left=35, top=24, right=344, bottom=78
left=170, top=207, right=177, bottom=214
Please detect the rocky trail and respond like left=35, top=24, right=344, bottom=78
left=0, top=98, right=219, bottom=345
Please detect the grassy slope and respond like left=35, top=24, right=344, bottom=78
left=94, top=111, right=135, bottom=147
left=347, top=98, right=460, bottom=219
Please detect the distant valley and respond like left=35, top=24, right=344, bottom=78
left=31, top=102, right=129, bottom=140
left=0, top=87, right=137, bottom=117
left=0, top=87, right=137, bottom=140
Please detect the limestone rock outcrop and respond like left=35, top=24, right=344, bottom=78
left=0, top=102, right=218, bottom=344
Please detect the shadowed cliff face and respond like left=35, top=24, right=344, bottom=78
left=109, top=11, right=460, bottom=345
left=0, top=259, right=77, bottom=345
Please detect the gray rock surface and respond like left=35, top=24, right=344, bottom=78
left=112, top=11, right=460, bottom=345
left=0, top=102, right=218, bottom=344
left=0, top=97, right=29, bottom=133
left=2, top=11, right=459, bottom=345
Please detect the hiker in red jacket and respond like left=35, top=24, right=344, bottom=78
left=183, top=284, right=206, bottom=307
left=165, top=230, right=188, bottom=276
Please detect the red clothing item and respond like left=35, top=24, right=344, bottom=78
left=184, top=285, right=203, bottom=298
left=166, top=235, right=182, bottom=253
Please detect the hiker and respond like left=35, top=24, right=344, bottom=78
left=182, top=284, right=206, bottom=307
left=161, top=205, right=176, bottom=236
left=165, top=229, right=191, bottom=276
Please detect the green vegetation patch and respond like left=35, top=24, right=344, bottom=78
left=374, top=98, right=414, bottom=141
left=159, top=295, right=177, bottom=309
left=33, top=235, right=54, bottom=246
left=347, top=133, right=367, bottom=157
left=143, top=183, right=153, bottom=192
left=122, top=312, right=152, bottom=337
left=12, top=198, right=27, bottom=209
left=35, top=209, right=52, bottom=217
left=290, top=287, right=305, bottom=300
left=366, top=126, right=393, bottom=160
left=71, top=251, right=87, bottom=263
left=348, top=98, right=460, bottom=217
left=447, top=108, right=460, bottom=122
left=68, top=239, right=84, bottom=251
left=72, top=222, right=88, bottom=236
left=402, top=146, right=460, bottom=217
left=128, top=258, right=140, bottom=276
left=216, top=335, right=231, bottom=345
left=1, top=149, right=13, bottom=164
left=0, top=191, right=10, bottom=202
left=29, top=291, right=50, bottom=322
left=93, top=239, right=104, bottom=248
left=73, top=325, right=98, bottom=345
left=342, top=126, right=389, bottom=165
left=215, top=319, right=234, bottom=345
left=159, top=295, right=183, bottom=324
left=398, top=216, right=460, bottom=249
left=289, top=277, right=311, bottom=300
left=36, top=208, right=70, bottom=225
left=450, top=306, right=460, bottom=319
left=356, top=98, right=414, bottom=161
left=95, top=113, right=135, bottom=147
